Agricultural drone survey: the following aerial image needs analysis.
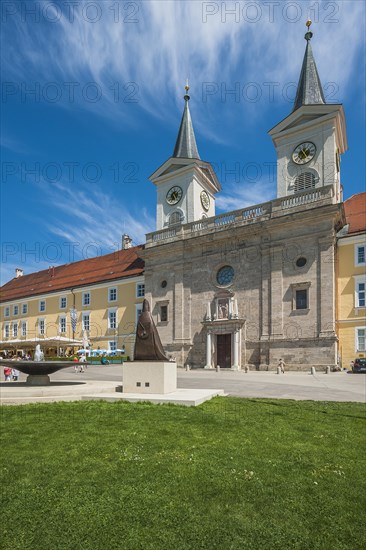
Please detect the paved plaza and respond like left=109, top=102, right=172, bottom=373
left=0, top=364, right=365, bottom=405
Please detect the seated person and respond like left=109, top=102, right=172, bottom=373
left=101, top=354, right=110, bottom=365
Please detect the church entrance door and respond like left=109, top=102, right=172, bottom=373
left=217, top=333, right=231, bottom=368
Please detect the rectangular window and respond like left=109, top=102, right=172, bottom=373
left=21, top=321, right=27, bottom=337
left=356, top=328, right=366, bottom=352
left=60, top=297, right=67, bottom=309
left=135, top=304, right=143, bottom=326
left=12, top=322, right=18, bottom=337
left=109, top=288, right=117, bottom=302
left=13, top=305, right=19, bottom=315
left=22, top=303, right=28, bottom=314
left=136, top=284, right=145, bottom=298
left=356, top=282, right=365, bottom=308
left=4, top=323, right=10, bottom=338
left=59, top=317, right=66, bottom=334
left=39, top=319, right=45, bottom=335
left=4, top=307, right=10, bottom=317
left=356, top=245, right=366, bottom=266
left=39, top=300, right=46, bottom=312
left=109, top=341, right=117, bottom=351
left=108, top=310, right=116, bottom=329
left=82, top=313, right=90, bottom=331
left=296, top=289, right=308, bottom=310
left=160, top=305, right=168, bottom=322
left=82, top=292, right=90, bottom=306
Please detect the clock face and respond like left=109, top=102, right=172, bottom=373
left=166, top=186, right=183, bottom=205
left=200, top=190, right=210, bottom=211
left=292, top=142, right=316, bottom=165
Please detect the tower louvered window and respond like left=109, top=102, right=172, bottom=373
left=169, top=211, right=182, bottom=226
left=294, top=172, right=316, bottom=192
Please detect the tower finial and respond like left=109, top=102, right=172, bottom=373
left=305, top=18, right=313, bottom=41
left=184, top=78, right=190, bottom=101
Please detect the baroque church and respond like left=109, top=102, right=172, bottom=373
left=140, top=22, right=347, bottom=370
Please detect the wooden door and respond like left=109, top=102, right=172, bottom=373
left=216, top=333, right=231, bottom=368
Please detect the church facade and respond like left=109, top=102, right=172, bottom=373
left=141, top=23, right=347, bottom=370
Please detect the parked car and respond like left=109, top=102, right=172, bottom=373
left=352, top=358, right=366, bottom=373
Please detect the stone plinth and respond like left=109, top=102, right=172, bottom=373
left=123, top=362, right=177, bottom=394
left=26, top=374, right=50, bottom=386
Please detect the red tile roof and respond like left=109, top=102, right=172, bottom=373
left=0, top=246, right=145, bottom=303
left=344, top=192, right=366, bottom=234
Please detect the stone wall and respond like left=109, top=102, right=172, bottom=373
left=142, top=199, right=343, bottom=370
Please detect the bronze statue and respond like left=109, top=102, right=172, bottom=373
left=134, top=299, right=170, bottom=361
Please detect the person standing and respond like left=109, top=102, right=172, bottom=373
left=278, top=358, right=285, bottom=374
left=4, top=367, right=12, bottom=381
left=12, top=368, right=20, bottom=381
left=79, top=353, right=86, bottom=373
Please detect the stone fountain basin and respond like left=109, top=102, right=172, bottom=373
left=0, top=360, right=75, bottom=376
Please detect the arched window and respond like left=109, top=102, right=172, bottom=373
left=169, top=211, right=183, bottom=226
left=294, top=172, right=316, bottom=193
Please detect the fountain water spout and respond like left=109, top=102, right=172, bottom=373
left=34, top=344, right=44, bottom=362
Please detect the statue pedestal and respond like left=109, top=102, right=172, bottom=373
left=122, top=362, right=177, bottom=394
left=26, top=375, right=50, bottom=386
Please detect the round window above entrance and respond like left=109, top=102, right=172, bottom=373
left=216, top=265, right=234, bottom=286
left=296, top=257, right=307, bottom=268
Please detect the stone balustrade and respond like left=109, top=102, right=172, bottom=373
left=146, top=184, right=335, bottom=246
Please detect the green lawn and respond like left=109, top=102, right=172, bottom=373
left=1, top=398, right=365, bottom=550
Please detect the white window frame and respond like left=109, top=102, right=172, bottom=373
left=108, top=308, right=117, bottom=329
left=38, top=318, right=45, bottom=336
left=4, top=307, right=10, bottom=317
left=59, top=316, right=67, bottom=334
left=39, top=300, right=46, bottom=313
left=21, top=320, right=27, bottom=337
left=82, top=292, right=90, bottom=306
left=4, top=322, right=10, bottom=338
left=22, top=303, right=28, bottom=315
left=108, top=287, right=118, bottom=302
left=13, top=305, right=19, bottom=316
left=109, top=341, right=117, bottom=351
left=354, top=275, right=366, bottom=309
left=136, top=283, right=145, bottom=298
left=355, top=244, right=366, bottom=267
left=82, top=312, right=90, bottom=332
left=355, top=327, right=366, bottom=352
left=12, top=321, right=18, bottom=337
left=60, top=296, right=67, bottom=309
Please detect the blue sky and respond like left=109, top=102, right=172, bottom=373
left=1, top=0, right=365, bottom=284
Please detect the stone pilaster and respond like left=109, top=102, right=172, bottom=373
left=270, top=245, right=283, bottom=338
left=318, top=236, right=336, bottom=337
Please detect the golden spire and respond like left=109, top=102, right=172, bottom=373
left=305, top=18, right=313, bottom=41
left=184, top=78, right=190, bottom=101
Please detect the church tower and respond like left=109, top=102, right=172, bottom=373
left=149, top=83, right=221, bottom=231
left=269, top=21, right=347, bottom=202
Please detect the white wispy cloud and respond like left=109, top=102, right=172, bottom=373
left=216, top=178, right=276, bottom=212
left=1, top=179, right=155, bottom=284
left=3, top=0, right=364, bottom=127
left=42, top=181, right=155, bottom=251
